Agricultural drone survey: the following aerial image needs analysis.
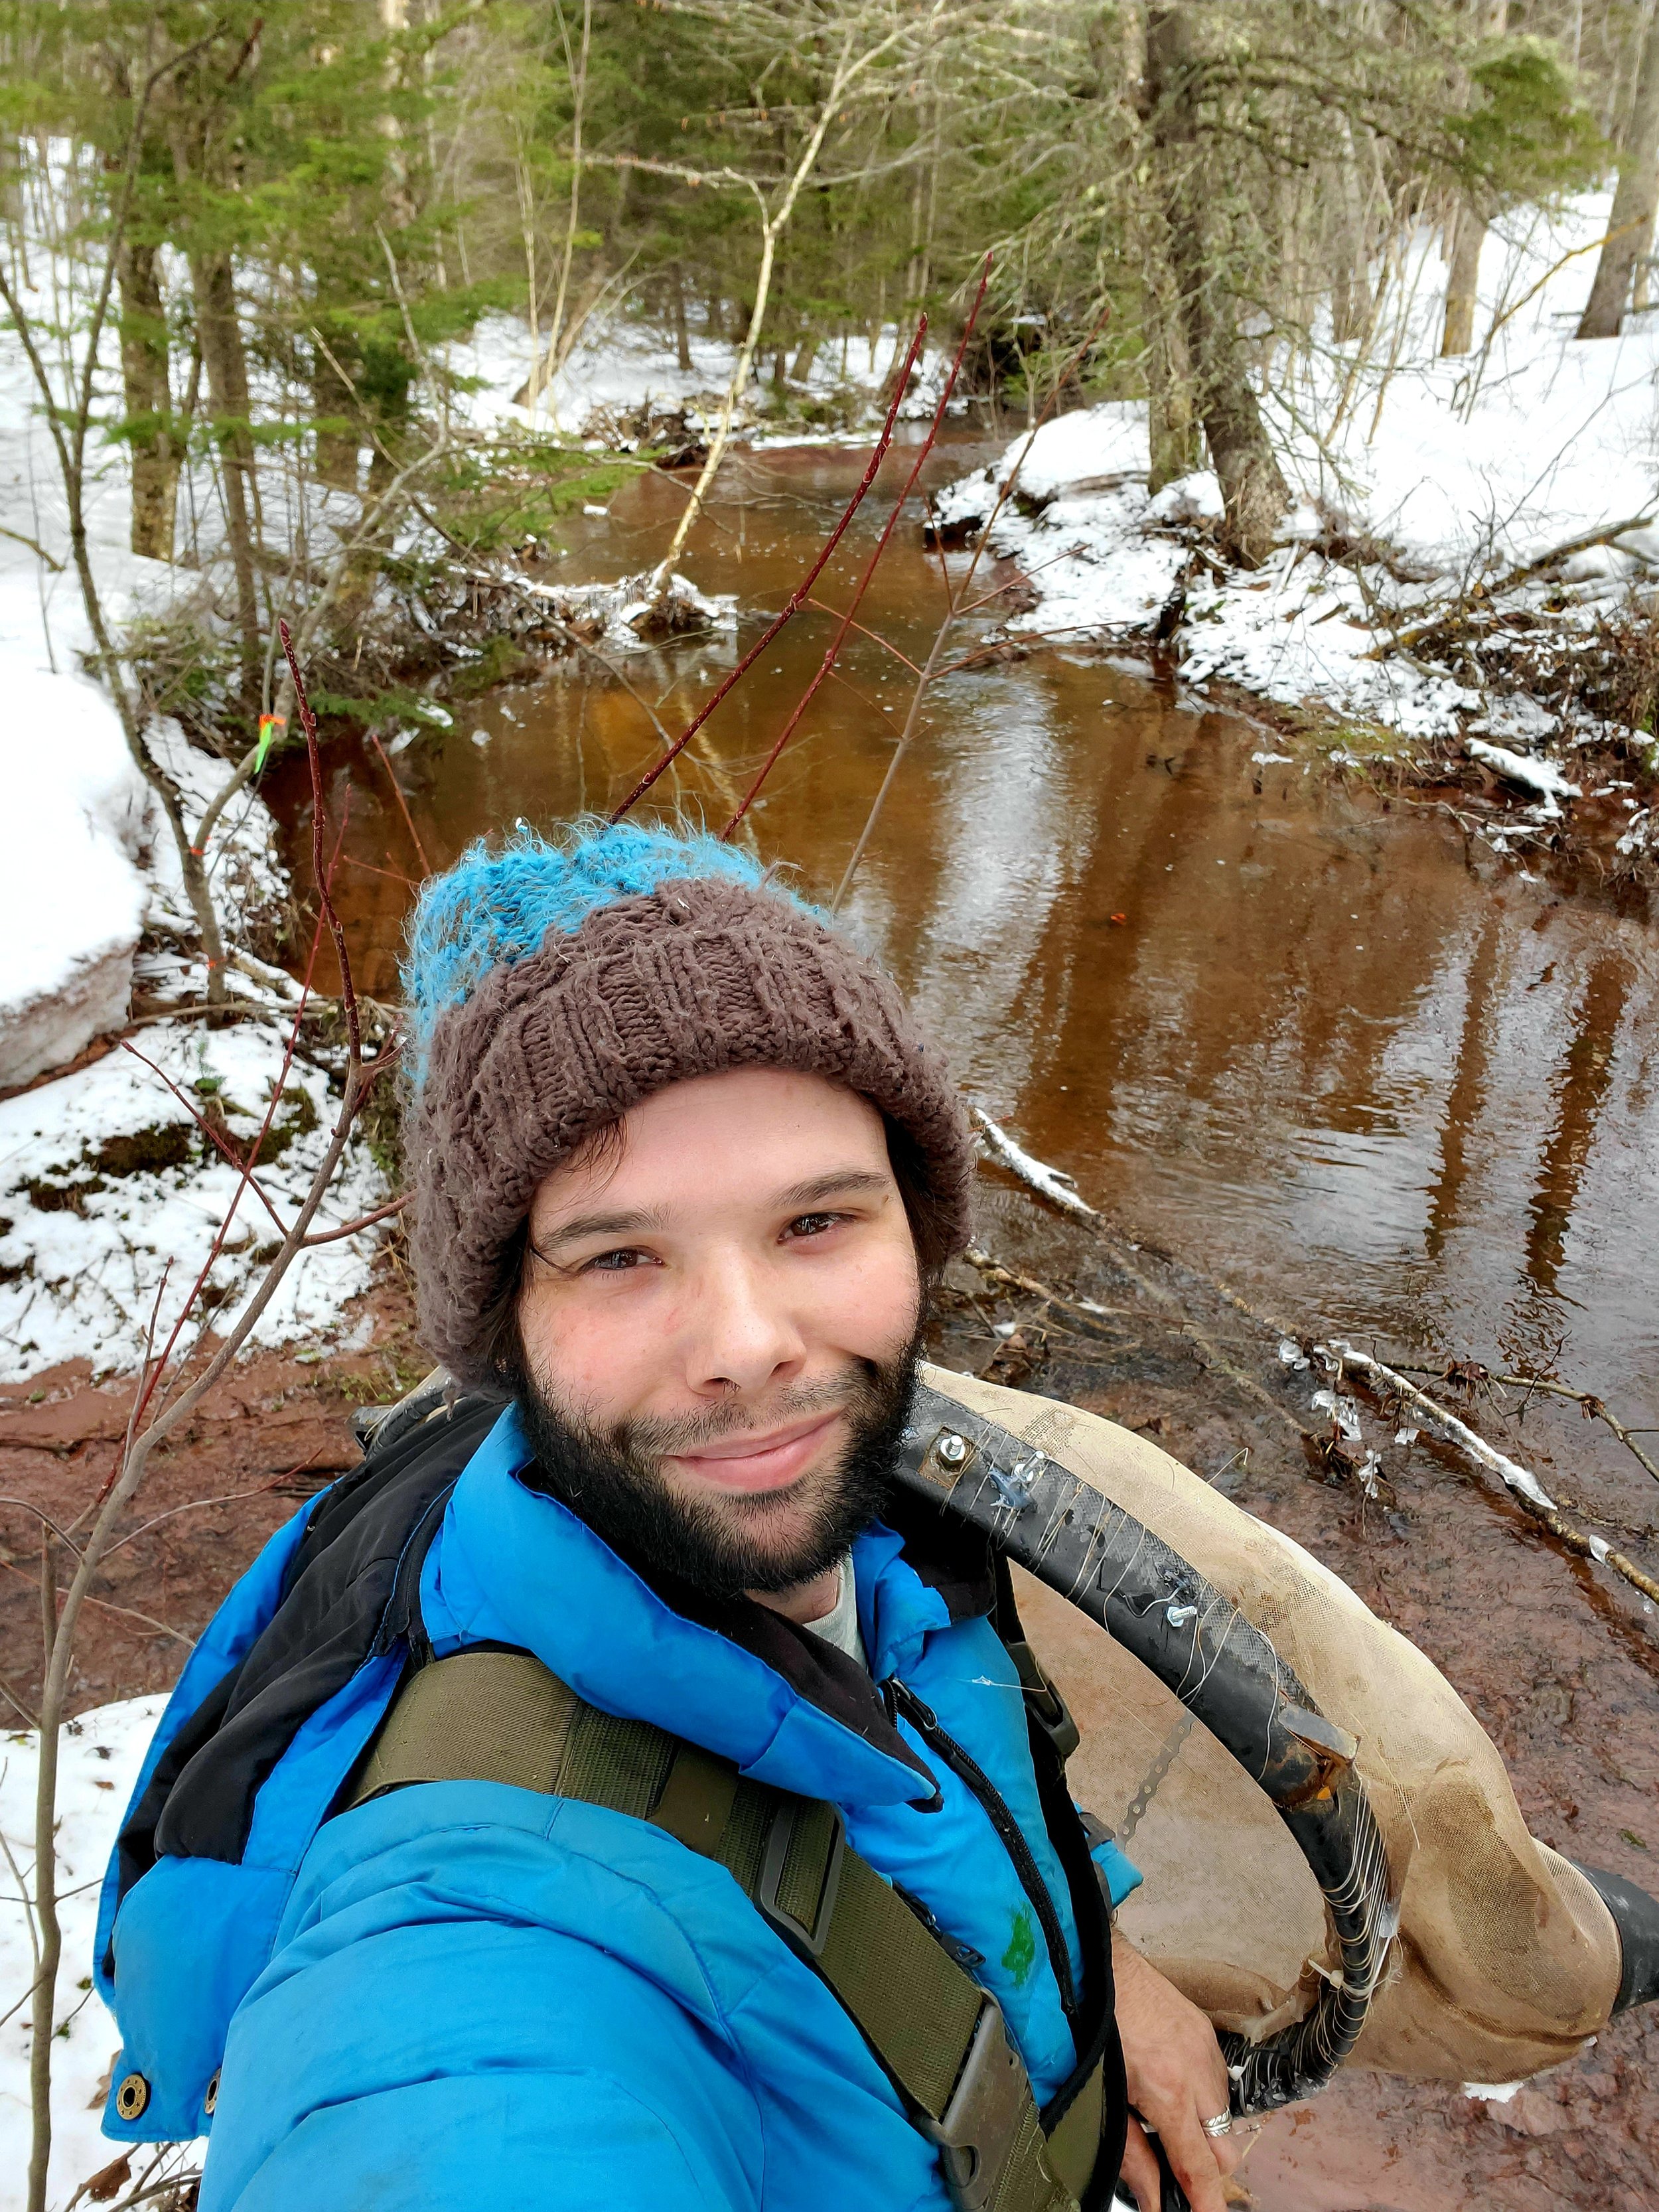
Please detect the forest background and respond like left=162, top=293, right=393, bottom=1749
left=3, top=0, right=1649, bottom=823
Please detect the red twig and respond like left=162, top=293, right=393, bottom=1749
left=301, top=1191, right=409, bottom=1247
left=607, top=320, right=926, bottom=825
left=106, top=717, right=360, bottom=1475
left=721, top=261, right=991, bottom=839
left=805, top=597, right=924, bottom=674
left=342, top=852, right=419, bottom=889
left=281, top=617, right=363, bottom=1064
left=830, top=290, right=1115, bottom=911
left=118, top=1041, right=292, bottom=1238
left=368, top=729, right=434, bottom=877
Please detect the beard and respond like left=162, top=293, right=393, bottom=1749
left=510, top=1335, right=922, bottom=1601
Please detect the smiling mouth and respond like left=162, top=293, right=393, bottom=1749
left=664, top=1409, right=844, bottom=1495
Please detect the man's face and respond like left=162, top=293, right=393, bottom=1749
left=514, top=1067, right=924, bottom=1596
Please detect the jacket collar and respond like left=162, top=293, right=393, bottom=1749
left=422, top=1404, right=996, bottom=1813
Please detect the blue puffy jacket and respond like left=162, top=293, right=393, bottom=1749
left=98, top=1401, right=1139, bottom=2211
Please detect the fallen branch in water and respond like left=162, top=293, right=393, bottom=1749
left=1328, top=1343, right=1557, bottom=1509
left=964, top=1246, right=1134, bottom=1329
left=975, top=1110, right=1659, bottom=1603
left=1389, top=1362, right=1659, bottom=1493
left=1331, top=1342, right=1659, bottom=1608
left=972, top=1112, right=1316, bottom=1446
left=972, top=1106, right=1098, bottom=1220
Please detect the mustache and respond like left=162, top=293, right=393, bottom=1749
left=613, top=1369, right=875, bottom=1463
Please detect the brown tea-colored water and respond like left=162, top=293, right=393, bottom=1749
left=269, top=437, right=1659, bottom=1464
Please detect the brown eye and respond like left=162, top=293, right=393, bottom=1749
left=583, top=1248, right=647, bottom=1273
left=785, top=1212, right=843, bottom=1240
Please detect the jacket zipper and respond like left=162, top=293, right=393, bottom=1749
left=883, top=1676, right=1078, bottom=2023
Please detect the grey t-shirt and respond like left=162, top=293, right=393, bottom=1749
left=802, top=1554, right=867, bottom=1671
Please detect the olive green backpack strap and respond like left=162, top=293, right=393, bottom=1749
left=351, top=1649, right=1097, bottom=2212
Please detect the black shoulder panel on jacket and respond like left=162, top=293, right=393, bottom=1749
left=115, top=1392, right=504, bottom=1912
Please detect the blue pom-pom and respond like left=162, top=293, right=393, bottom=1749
left=401, top=818, right=796, bottom=1088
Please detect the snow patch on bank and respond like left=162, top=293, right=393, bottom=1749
left=0, top=264, right=388, bottom=1380
left=0, top=1696, right=201, bottom=2211
left=0, top=1015, right=386, bottom=1382
left=938, top=192, right=1659, bottom=778
left=451, top=306, right=952, bottom=445
left=0, top=671, right=151, bottom=1088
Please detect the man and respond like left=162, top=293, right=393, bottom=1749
left=94, top=820, right=1248, bottom=2209
left=90, top=825, right=1290, bottom=2206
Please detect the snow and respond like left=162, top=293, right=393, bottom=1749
left=0, top=1697, right=203, bottom=2211
left=936, top=191, right=1659, bottom=780
left=1464, top=737, right=1581, bottom=814
left=933, top=399, right=1151, bottom=524
left=0, top=226, right=385, bottom=1376
left=0, top=264, right=195, bottom=1090
left=0, top=1014, right=388, bottom=1382
left=0, top=672, right=150, bottom=1088
left=451, top=305, right=946, bottom=443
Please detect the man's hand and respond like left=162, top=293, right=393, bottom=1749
left=1112, top=1929, right=1241, bottom=2212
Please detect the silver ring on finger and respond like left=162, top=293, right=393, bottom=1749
left=1200, top=2111, right=1234, bottom=2140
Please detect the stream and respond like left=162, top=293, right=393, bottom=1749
left=269, top=435, right=1659, bottom=1477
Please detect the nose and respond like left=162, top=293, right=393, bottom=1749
left=679, top=1244, right=806, bottom=1398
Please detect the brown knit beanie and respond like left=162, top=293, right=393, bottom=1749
left=401, top=822, right=972, bottom=1384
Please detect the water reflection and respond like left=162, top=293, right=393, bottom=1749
left=1526, top=959, right=1628, bottom=1297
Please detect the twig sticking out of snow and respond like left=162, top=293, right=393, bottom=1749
left=972, top=1107, right=1099, bottom=1220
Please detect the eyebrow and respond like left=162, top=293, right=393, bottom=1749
left=531, top=1204, right=668, bottom=1254
left=531, top=1169, right=891, bottom=1254
left=772, top=1169, right=893, bottom=1209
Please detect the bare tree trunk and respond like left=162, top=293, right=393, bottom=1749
left=188, top=249, right=263, bottom=709
left=1633, top=209, right=1658, bottom=311
left=672, top=266, right=693, bottom=372
left=1145, top=257, right=1202, bottom=492
left=1579, top=0, right=1659, bottom=337
left=1441, top=0, right=1508, bottom=356
left=790, top=330, right=821, bottom=383
left=1441, top=199, right=1484, bottom=354
left=1145, top=4, right=1288, bottom=565
left=1120, top=2, right=1200, bottom=492
left=115, top=238, right=179, bottom=560
left=1331, top=120, right=1368, bottom=344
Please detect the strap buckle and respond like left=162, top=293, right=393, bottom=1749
left=755, top=1797, right=845, bottom=1960
left=1005, top=1637, right=1082, bottom=1765
left=925, top=1998, right=1035, bottom=2212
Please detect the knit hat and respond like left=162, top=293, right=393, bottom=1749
left=401, top=820, right=973, bottom=1384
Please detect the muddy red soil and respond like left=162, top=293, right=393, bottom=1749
left=0, top=1280, right=428, bottom=1718
left=3, top=1193, right=1653, bottom=2211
